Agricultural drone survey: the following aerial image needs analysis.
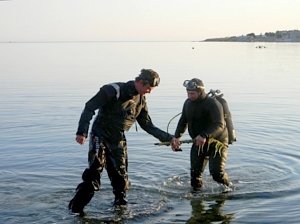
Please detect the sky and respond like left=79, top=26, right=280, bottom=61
left=0, top=0, right=299, bottom=42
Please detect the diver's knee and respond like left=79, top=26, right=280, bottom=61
left=82, top=168, right=101, bottom=191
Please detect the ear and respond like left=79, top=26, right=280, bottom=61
left=136, top=79, right=143, bottom=86
left=135, top=80, right=143, bottom=90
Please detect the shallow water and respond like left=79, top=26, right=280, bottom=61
left=0, top=42, right=300, bottom=223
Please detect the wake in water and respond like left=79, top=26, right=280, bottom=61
left=57, top=148, right=300, bottom=223
left=67, top=172, right=236, bottom=223
left=161, top=173, right=235, bottom=197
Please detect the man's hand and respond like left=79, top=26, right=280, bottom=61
left=170, top=137, right=181, bottom=151
left=76, top=135, right=86, bottom=145
left=195, top=135, right=206, bottom=146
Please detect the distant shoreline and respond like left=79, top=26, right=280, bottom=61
left=204, top=30, right=300, bottom=42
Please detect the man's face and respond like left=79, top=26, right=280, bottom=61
left=136, top=80, right=155, bottom=95
left=187, top=90, right=199, bottom=101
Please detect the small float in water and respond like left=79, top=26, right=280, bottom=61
left=256, top=45, right=266, bottom=49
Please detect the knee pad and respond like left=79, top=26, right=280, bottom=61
left=82, top=169, right=101, bottom=191
left=82, top=168, right=100, bottom=182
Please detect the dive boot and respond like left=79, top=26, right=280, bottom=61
left=113, top=194, right=127, bottom=206
left=68, top=182, right=94, bottom=215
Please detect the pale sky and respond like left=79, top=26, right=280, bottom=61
left=0, top=0, right=299, bottom=41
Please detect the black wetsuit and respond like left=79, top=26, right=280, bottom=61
left=175, top=94, right=230, bottom=188
left=70, top=80, right=173, bottom=212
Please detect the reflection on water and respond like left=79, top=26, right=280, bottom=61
left=187, top=196, right=234, bottom=224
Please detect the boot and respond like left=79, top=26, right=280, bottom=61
left=113, top=197, right=127, bottom=206
left=113, top=192, right=127, bottom=206
left=191, top=177, right=203, bottom=191
left=68, top=182, right=94, bottom=215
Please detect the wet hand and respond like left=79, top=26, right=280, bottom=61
left=76, top=135, right=86, bottom=145
left=171, top=138, right=181, bottom=152
left=195, top=135, right=206, bottom=146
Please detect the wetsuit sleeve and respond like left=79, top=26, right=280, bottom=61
left=174, top=103, right=188, bottom=138
left=136, top=104, right=173, bottom=142
left=76, top=85, right=116, bottom=137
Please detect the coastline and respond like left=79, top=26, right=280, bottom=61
left=203, top=29, right=300, bottom=42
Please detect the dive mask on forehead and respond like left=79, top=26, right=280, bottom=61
left=150, top=76, right=160, bottom=87
left=183, top=79, right=204, bottom=91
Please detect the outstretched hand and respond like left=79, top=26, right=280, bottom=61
left=170, top=137, right=181, bottom=152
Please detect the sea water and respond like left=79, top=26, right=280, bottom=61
left=0, top=41, right=300, bottom=223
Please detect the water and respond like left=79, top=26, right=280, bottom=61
left=0, top=42, right=300, bottom=223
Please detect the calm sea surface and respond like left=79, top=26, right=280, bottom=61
left=0, top=42, right=300, bottom=223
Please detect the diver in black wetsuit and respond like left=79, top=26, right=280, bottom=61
left=69, top=69, right=177, bottom=215
left=172, top=78, right=231, bottom=190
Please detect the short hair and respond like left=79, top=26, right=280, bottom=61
left=135, top=69, right=160, bottom=87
